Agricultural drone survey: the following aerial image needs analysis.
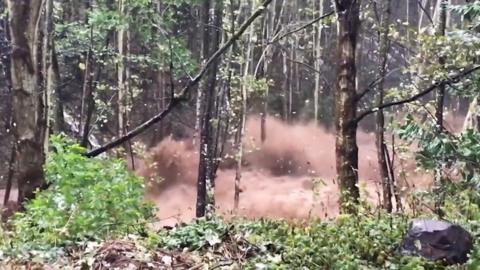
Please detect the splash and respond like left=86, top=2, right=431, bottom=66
left=137, top=116, right=424, bottom=227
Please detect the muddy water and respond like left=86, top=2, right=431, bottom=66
left=2, top=115, right=447, bottom=226
left=138, top=116, right=429, bottom=227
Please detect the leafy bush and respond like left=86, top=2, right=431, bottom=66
left=144, top=211, right=447, bottom=269
left=239, top=213, right=420, bottom=269
left=3, top=135, right=154, bottom=255
left=4, top=136, right=480, bottom=269
left=151, top=217, right=230, bottom=250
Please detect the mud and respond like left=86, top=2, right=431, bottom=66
left=138, top=116, right=429, bottom=227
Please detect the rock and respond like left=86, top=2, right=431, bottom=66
left=400, top=219, right=473, bottom=265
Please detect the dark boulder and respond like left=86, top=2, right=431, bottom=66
left=400, top=219, right=474, bottom=265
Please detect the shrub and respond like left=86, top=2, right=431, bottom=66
left=239, top=213, right=439, bottom=269
left=3, top=135, right=154, bottom=256
left=153, top=217, right=230, bottom=250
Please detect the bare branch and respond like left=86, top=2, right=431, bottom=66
left=356, top=65, right=480, bottom=123
left=356, top=68, right=400, bottom=101
left=268, top=10, right=335, bottom=44
left=85, top=0, right=273, bottom=158
left=417, top=0, right=434, bottom=26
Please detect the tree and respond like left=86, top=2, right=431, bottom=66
left=434, top=0, right=447, bottom=189
left=314, top=0, right=326, bottom=125
left=333, top=0, right=361, bottom=212
left=233, top=0, right=254, bottom=211
left=375, top=0, right=393, bottom=212
left=196, top=0, right=224, bottom=218
left=43, top=0, right=62, bottom=135
left=7, top=0, right=49, bottom=204
left=0, top=0, right=14, bottom=205
left=117, top=0, right=129, bottom=141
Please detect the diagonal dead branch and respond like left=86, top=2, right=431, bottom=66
left=355, top=65, right=480, bottom=123
left=86, top=0, right=273, bottom=158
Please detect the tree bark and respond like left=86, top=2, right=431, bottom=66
left=43, top=0, right=61, bottom=136
left=434, top=0, right=447, bottom=215
left=234, top=3, right=253, bottom=210
left=118, top=0, right=128, bottom=140
left=434, top=0, right=447, bottom=135
left=282, top=52, right=289, bottom=121
left=50, top=44, right=64, bottom=134
left=0, top=2, right=14, bottom=204
left=334, top=0, right=361, bottom=212
left=196, top=0, right=224, bottom=218
left=7, top=0, right=48, bottom=204
left=259, top=0, right=283, bottom=142
left=375, top=0, right=393, bottom=212
left=260, top=3, right=271, bottom=143
left=314, top=0, right=325, bottom=125
left=194, top=0, right=209, bottom=146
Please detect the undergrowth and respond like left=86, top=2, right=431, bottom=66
left=0, top=136, right=155, bottom=260
left=1, top=137, right=480, bottom=269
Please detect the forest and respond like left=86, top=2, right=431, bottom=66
left=1, top=0, right=480, bottom=268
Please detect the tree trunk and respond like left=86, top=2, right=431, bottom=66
left=259, top=0, right=283, bottom=142
left=50, top=44, right=64, bottom=134
left=434, top=0, right=446, bottom=136
left=43, top=0, right=62, bottom=136
left=80, top=61, right=97, bottom=148
left=117, top=0, right=134, bottom=165
left=196, top=0, right=223, bottom=218
left=418, top=0, right=432, bottom=31
left=80, top=28, right=93, bottom=145
left=314, top=0, right=325, bottom=125
left=260, top=6, right=270, bottom=143
left=7, top=0, right=48, bottom=204
left=118, top=0, right=128, bottom=140
left=0, top=2, right=14, bottom=204
left=434, top=0, right=447, bottom=215
left=234, top=4, right=253, bottom=210
left=334, top=0, right=361, bottom=212
left=375, top=0, right=393, bottom=212
left=193, top=0, right=209, bottom=146
left=233, top=94, right=246, bottom=211
left=282, top=52, right=289, bottom=121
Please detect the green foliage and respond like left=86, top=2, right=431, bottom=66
left=145, top=201, right=480, bottom=269
left=2, top=136, right=154, bottom=257
left=398, top=114, right=480, bottom=182
left=239, top=213, right=417, bottom=269
left=55, top=0, right=198, bottom=84
left=143, top=210, right=467, bottom=269
left=152, top=217, right=230, bottom=250
left=5, top=190, right=480, bottom=268
left=451, top=3, right=480, bottom=29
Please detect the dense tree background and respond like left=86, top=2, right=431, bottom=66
left=0, top=0, right=480, bottom=215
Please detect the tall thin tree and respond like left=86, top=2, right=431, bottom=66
left=196, top=0, right=224, bottom=218
left=333, top=0, right=361, bottom=212
left=375, top=0, right=393, bottom=212
left=434, top=0, right=447, bottom=214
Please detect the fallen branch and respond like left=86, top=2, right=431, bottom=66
left=356, top=65, right=480, bottom=123
left=86, top=0, right=273, bottom=158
